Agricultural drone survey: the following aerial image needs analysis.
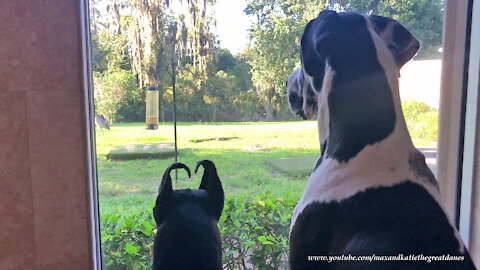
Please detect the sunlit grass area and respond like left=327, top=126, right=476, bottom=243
left=96, top=120, right=436, bottom=218
left=96, top=121, right=320, bottom=217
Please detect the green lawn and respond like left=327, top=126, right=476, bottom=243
left=96, top=121, right=435, bottom=218
left=96, top=122, right=321, bottom=217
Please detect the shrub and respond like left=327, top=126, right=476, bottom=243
left=401, top=99, right=438, bottom=144
left=94, top=68, right=142, bottom=125
left=100, top=192, right=297, bottom=269
left=220, top=192, right=296, bottom=270
left=101, top=210, right=155, bottom=270
left=401, top=99, right=432, bottom=124
left=410, top=111, right=439, bottom=142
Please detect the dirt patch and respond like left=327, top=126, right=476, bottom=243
left=190, top=136, right=239, bottom=143
left=242, top=144, right=265, bottom=151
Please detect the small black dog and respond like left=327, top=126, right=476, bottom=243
left=152, top=161, right=224, bottom=270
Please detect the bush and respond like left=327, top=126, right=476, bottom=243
left=100, top=192, right=297, bottom=269
left=401, top=99, right=432, bottom=124
left=101, top=210, right=155, bottom=270
left=220, top=192, right=296, bottom=270
left=401, top=99, right=438, bottom=145
left=410, top=111, right=439, bottom=143
left=94, top=68, right=143, bottom=125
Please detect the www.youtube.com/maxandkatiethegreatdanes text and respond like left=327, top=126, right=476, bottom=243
left=307, top=254, right=465, bottom=263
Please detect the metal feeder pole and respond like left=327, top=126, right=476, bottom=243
left=171, top=42, right=178, bottom=181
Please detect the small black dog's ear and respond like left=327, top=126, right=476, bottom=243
left=369, top=15, right=420, bottom=68
left=195, top=160, right=224, bottom=221
left=153, top=163, right=191, bottom=226
left=301, top=10, right=337, bottom=77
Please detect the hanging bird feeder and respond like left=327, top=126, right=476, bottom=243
left=146, top=85, right=159, bottom=130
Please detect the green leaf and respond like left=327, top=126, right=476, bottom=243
left=125, top=242, right=138, bottom=255
left=233, top=220, right=241, bottom=227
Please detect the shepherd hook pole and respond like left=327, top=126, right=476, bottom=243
left=172, top=49, right=178, bottom=181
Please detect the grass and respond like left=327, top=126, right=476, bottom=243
left=267, top=156, right=319, bottom=176
left=106, top=143, right=175, bottom=160
left=96, top=121, right=320, bottom=217
left=96, top=121, right=436, bottom=218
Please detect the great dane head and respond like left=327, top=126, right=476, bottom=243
left=288, top=10, right=419, bottom=162
left=287, top=12, right=419, bottom=121
left=287, top=68, right=318, bottom=120
left=153, top=161, right=224, bottom=270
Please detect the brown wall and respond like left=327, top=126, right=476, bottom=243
left=0, top=1, right=93, bottom=269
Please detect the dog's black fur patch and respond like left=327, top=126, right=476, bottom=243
left=288, top=90, right=304, bottom=118
left=314, top=140, right=327, bottom=170
left=153, top=161, right=224, bottom=270
left=369, top=14, right=389, bottom=32
left=290, top=181, right=477, bottom=270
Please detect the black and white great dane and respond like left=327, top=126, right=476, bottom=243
left=287, top=10, right=477, bottom=269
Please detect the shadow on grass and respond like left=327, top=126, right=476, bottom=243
left=97, top=146, right=319, bottom=216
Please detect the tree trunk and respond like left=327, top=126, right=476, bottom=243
left=264, top=99, right=274, bottom=121
left=212, top=103, right=217, bottom=122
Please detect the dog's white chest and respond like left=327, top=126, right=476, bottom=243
left=290, top=130, right=442, bottom=231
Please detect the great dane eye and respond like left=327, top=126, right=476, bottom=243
left=388, top=44, right=399, bottom=52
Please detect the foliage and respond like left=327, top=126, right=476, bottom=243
left=221, top=192, right=296, bottom=270
left=409, top=110, right=439, bottom=143
left=101, top=210, right=155, bottom=270
left=90, top=0, right=444, bottom=123
left=91, top=34, right=110, bottom=74
left=401, top=99, right=438, bottom=144
left=169, top=48, right=258, bottom=122
left=100, top=192, right=296, bottom=270
left=245, top=0, right=325, bottom=119
left=401, top=98, right=433, bottom=124
left=327, top=0, right=444, bottom=58
left=94, top=68, right=142, bottom=124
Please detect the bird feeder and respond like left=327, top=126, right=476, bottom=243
left=146, top=86, right=159, bottom=130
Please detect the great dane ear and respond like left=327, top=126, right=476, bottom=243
left=302, top=82, right=318, bottom=120
left=287, top=68, right=306, bottom=119
left=153, top=163, right=191, bottom=226
left=369, top=15, right=420, bottom=68
left=195, top=160, right=224, bottom=221
left=287, top=68, right=318, bottom=120
left=301, top=10, right=338, bottom=77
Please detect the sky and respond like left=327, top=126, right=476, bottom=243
left=94, top=0, right=252, bottom=54
left=170, top=0, right=253, bottom=54
left=212, top=0, right=252, bottom=54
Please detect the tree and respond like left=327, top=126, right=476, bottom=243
left=202, top=70, right=235, bottom=121
left=94, top=68, right=140, bottom=125
left=89, top=0, right=222, bottom=122
left=215, top=48, right=237, bottom=71
left=245, top=0, right=325, bottom=119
